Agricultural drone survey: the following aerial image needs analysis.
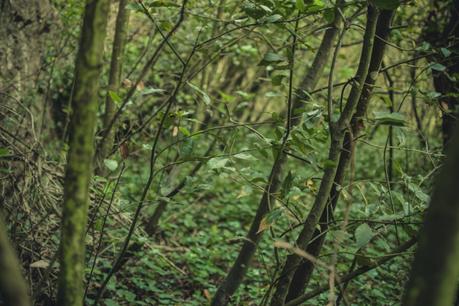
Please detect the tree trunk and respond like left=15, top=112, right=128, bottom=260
left=402, top=126, right=459, bottom=306
left=269, top=5, right=380, bottom=305
left=286, top=9, right=395, bottom=301
left=57, top=1, right=110, bottom=305
left=211, top=4, right=344, bottom=304
left=0, top=213, right=31, bottom=306
left=423, top=0, right=459, bottom=148
left=96, top=0, right=130, bottom=173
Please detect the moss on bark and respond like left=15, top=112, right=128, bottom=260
left=0, top=213, right=31, bottom=306
left=57, top=1, right=110, bottom=305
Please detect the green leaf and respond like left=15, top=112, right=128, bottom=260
left=355, top=223, right=374, bottom=249
left=179, top=126, right=191, bottom=137
left=208, top=157, right=229, bottom=169
left=262, top=14, right=283, bottom=23
left=187, top=82, right=211, bottom=105
left=108, top=90, right=122, bottom=105
left=149, top=0, right=180, bottom=7
left=103, top=159, right=118, bottom=171
left=180, top=138, right=194, bottom=158
left=104, top=299, right=120, bottom=306
left=259, top=52, right=286, bottom=66
left=242, top=1, right=270, bottom=19
left=296, top=0, right=305, bottom=11
left=373, top=111, right=406, bottom=126
left=141, top=87, right=165, bottom=95
left=431, top=63, right=446, bottom=72
left=281, top=171, right=294, bottom=198
left=234, top=152, right=255, bottom=160
left=441, top=47, right=452, bottom=57
left=407, top=182, right=429, bottom=203
left=126, top=3, right=142, bottom=11
left=373, top=0, right=400, bottom=10
left=305, top=0, right=325, bottom=12
left=271, top=74, right=288, bottom=86
left=0, top=148, right=9, bottom=157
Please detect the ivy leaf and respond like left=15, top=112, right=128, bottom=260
left=355, top=223, right=374, bottom=249
left=374, top=111, right=406, bottom=126
left=104, top=159, right=119, bottom=171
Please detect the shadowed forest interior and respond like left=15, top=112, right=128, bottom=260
left=1, top=0, right=459, bottom=305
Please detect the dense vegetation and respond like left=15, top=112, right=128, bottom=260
left=1, top=0, right=459, bottom=305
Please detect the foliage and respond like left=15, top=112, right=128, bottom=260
left=0, top=0, right=456, bottom=305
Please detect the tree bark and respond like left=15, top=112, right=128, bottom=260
left=96, top=0, right=130, bottom=172
left=0, top=213, right=31, bottom=306
left=422, top=0, right=459, bottom=148
left=269, top=5, right=380, bottom=305
left=402, top=122, right=459, bottom=305
left=211, top=4, right=344, bottom=305
left=286, top=9, right=395, bottom=301
left=57, top=1, right=110, bottom=305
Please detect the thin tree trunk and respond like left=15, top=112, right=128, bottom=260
left=211, top=4, right=344, bottom=305
left=269, top=6, right=380, bottom=305
left=57, top=1, right=110, bottom=305
left=96, top=0, right=130, bottom=173
left=422, top=0, right=459, bottom=149
left=285, top=10, right=395, bottom=301
left=0, top=213, right=31, bottom=306
left=402, top=126, right=459, bottom=306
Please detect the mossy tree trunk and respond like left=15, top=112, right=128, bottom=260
left=57, top=1, right=110, bottom=305
left=402, top=126, right=459, bottom=305
left=0, top=213, right=31, bottom=306
left=96, top=0, right=130, bottom=172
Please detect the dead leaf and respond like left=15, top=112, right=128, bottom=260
left=136, top=80, right=145, bottom=91
left=172, top=126, right=179, bottom=137
left=257, top=216, right=271, bottom=234
left=122, top=79, right=132, bottom=88
left=203, top=289, right=211, bottom=301
left=30, top=260, right=49, bottom=269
